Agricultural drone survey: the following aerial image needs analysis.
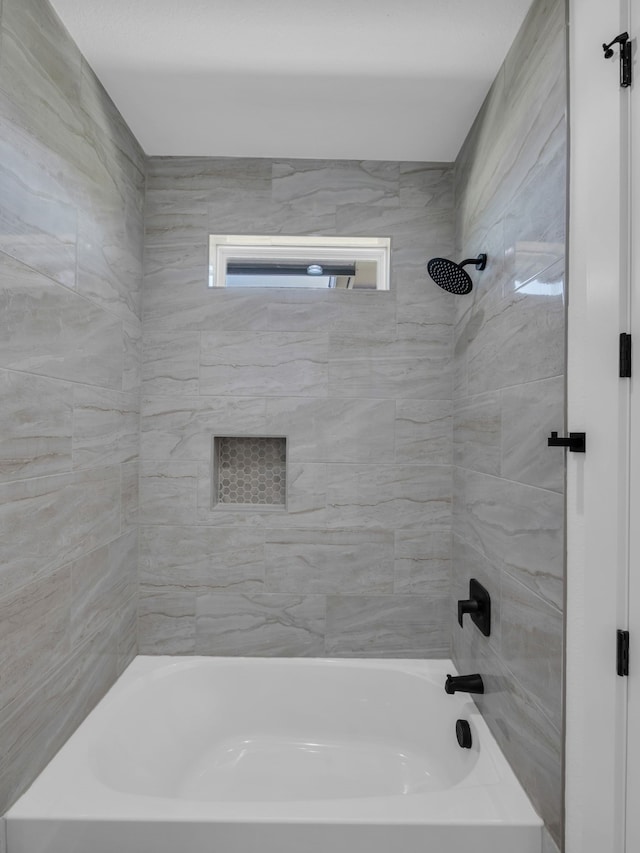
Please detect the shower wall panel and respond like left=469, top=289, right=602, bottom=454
left=140, top=158, right=456, bottom=657
left=452, top=0, right=566, bottom=848
left=0, top=0, right=144, bottom=814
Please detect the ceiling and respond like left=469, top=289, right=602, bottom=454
left=50, top=0, right=533, bottom=162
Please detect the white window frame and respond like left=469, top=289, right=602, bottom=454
left=208, top=235, right=391, bottom=290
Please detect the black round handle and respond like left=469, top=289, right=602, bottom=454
left=456, top=719, right=472, bottom=749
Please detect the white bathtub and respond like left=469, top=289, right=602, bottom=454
left=6, top=656, right=542, bottom=853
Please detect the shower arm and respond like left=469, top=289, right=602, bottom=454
left=459, top=254, right=487, bottom=271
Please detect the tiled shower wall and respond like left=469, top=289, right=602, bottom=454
left=140, top=157, right=456, bottom=656
left=451, top=0, right=566, bottom=847
left=0, top=0, right=144, bottom=812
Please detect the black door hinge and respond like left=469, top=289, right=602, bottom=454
left=617, top=629, right=630, bottom=676
left=602, top=33, right=632, bottom=88
left=620, top=333, right=632, bottom=378
left=547, top=431, right=586, bottom=453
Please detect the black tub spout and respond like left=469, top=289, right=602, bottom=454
left=445, top=673, right=484, bottom=695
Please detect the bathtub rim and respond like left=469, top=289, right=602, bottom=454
left=6, top=655, right=543, bottom=829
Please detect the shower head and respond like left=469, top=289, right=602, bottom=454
left=427, top=254, right=487, bottom=295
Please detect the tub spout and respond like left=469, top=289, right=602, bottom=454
left=445, top=673, right=484, bottom=695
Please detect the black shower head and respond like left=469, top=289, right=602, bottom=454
left=426, top=254, right=487, bottom=295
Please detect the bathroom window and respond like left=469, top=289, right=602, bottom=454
left=208, top=235, right=390, bottom=290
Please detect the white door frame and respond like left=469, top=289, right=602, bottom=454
left=625, top=0, right=640, bottom=847
left=565, top=0, right=632, bottom=851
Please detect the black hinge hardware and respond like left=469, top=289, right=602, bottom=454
left=620, top=333, right=632, bottom=378
left=547, top=431, right=586, bottom=453
left=602, top=32, right=632, bottom=88
left=617, top=629, right=630, bottom=676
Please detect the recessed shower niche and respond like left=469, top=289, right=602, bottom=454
left=212, top=436, right=287, bottom=509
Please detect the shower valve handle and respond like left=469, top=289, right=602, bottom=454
left=456, top=579, right=491, bottom=637
left=457, top=598, right=480, bottom=627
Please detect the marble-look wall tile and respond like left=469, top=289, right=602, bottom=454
left=0, top=467, right=121, bottom=600
left=141, top=246, right=209, bottom=331
left=138, top=584, right=196, bottom=655
left=272, top=160, right=399, bottom=209
left=462, top=637, right=563, bottom=845
left=188, top=290, right=272, bottom=333
left=394, top=531, right=451, bottom=595
left=143, top=155, right=455, bottom=658
left=121, top=460, right=139, bottom=532
left=0, top=619, right=118, bottom=814
left=501, top=376, right=565, bottom=493
left=69, top=530, right=138, bottom=649
left=195, top=593, right=326, bottom=656
left=200, top=332, right=329, bottom=397
left=454, top=469, right=563, bottom=610
left=325, top=595, right=448, bottom=657
left=0, top=0, right=83, bottom=174
left=142, top=331, right=200, bottom=395
left=72, top=387, right=139, bottom=469
left=265, top=529, right=394, bottom=594
left=500, top=572, right=563, bottom=730
left=395, top=400, right=452, bottom=464
left=115, top=596, right=138, bottom=677
left=542, top=826, right=561, bottom=853
left=265, top=397, right=396, bottom=464
left=146, top=156, right=271, bottom=191
left=144, top=191, right=209, bottom=248
left=328, top=334, right=452, bottom=400
left=76, top=213, right=142, bottom=324
left=502, top=0, right=566, bottom=202
left=503, top=134, right=565, bottom=293
left=122, top=318, right=142, bottom=394
left=0, top=119, right=77, bottom=288
left=265, top=290, right=395, bottom=336
left=0, top=566, right=70, bottom=714
left=398, top=164, right=454, bottom=210
left=78, top=60, right=146, bottom=189
left=0, top=252, right=123, bottom=389
left=453, top=392, right=501, bottom=476
left=335, top=207, right=451, bottom=249
left=139, top=461, right=198, bottom=525
left=0, top=0, right=144, bottom=818
left=0, top=370, right=73, bottom=483
left=196, top=461, right=329, bottom=529
left=326, top=464, right=451, bottom=530
left=141, top=395, right=266, bottom=462
left=139, top=526, right=265, bottom=593
left=451, top=533, right=502, bottom=655
left=466, top=264, right=565, bottom=395
left=452, top=0, right=566, bottom=844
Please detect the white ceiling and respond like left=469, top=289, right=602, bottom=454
left=50, top=0, right=533, bottom=161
